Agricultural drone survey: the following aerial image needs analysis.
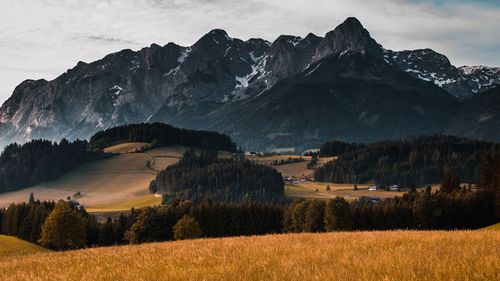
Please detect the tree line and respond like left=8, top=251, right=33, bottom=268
left=149, top=149, right=285, bottom=204
left=90, top=122, right=237, bottom=152
left=0, top=198, right=283, bottom=250
left=0, top=139, right=90, bottom=193
left=315, top=135, right=499, bottom=185
left=1, top=153, right=498, bottom=251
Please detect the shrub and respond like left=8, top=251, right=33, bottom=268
left=173, top=215, right=202, bottom=240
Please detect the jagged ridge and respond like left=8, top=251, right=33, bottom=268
left=0, top=17, right=499, bottom=151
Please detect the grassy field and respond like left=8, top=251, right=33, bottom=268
left=85, top=194, right=162, bottom=213
left=482, top=222, right=500, bottom=230
left=0, top=145, right=190, bottom=208
left=103, top=142, right=150, bottom=154
left=285, top=182, right=443, bottom=201
left=0, top=231, right=497, bottom=280
left=0, top=144, right=236, bottom=210
left=0, top=235, right=50, bottom=257
left=248, top=154, right=335, bottom=178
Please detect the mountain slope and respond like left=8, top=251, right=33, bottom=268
left=446, top=86, right=500, bottom=141
left=208, top=53, right=458, bottom=150
left=0, top=17, right=498, bottom=151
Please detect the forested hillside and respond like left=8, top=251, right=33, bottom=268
left=149, top=149, right=285, bottom=203
left=0, top=140, right=89, bottom=193
left=0, top=122, right=237, bottom=194
left=315, top=135, right=499, bottom=185
left=90, top=123, right=237, bottom=152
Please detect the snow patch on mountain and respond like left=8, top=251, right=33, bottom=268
left=305, top=63, right=321, bottom=77
left=288, top=37, right=302, bottom=47
left=178, top=47, right=191, bottom=63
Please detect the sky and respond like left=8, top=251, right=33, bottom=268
left=0, top=0, right=499, bottom=104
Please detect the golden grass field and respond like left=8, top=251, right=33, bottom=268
left=0, top=145, right=190, bottom=209
left=103, top=142, right=150, bottom=154
left=85, top=194, right=162, bottom=213
left=483, top=222, right=500, bottom=230
left=0, top=231, right=498, bottom=281
left=0, top=235, right=50, bottom=257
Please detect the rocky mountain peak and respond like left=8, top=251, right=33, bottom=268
left=316, top=17, right=382, bottom=60
left=195, top=29, right=233, bottom=46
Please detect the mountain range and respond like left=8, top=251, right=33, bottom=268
left=1, top=17, right=499, bottom=152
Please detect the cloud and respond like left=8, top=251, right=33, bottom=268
left=0, top=0, right=499, bottom=103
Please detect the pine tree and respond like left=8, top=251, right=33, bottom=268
left=28, top=192, right=35, bottom=205
left=39, top=200, right=86, bottom=250
left=324, top=197, right=353, bottom=231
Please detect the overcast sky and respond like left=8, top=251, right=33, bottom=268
left=0, top=0, right=499, bottom=104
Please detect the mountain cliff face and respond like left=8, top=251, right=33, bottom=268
left=0, top=17, right=498, bottom=151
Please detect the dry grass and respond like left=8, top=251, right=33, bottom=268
left=85, top=194, right=162, bottom=213
left=0, top=145, right=233, bottom=209
left=0, top=235, right=50, bottom=257
left=248, top=154, right=335, bottom=178
left=482, top=222, right=500, bottom=230
left=103, top=142, right=150, bottom=154
left=0, top=153, right=156, bottom=208
left=0, top=231, right=498, bottom=281
left=0, top=146, right=190, bottom=208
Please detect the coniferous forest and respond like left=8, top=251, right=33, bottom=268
left=90, top=123, right=237, bottom=152
left=149, top=149, right=285, bottom=204
left=0, top=139, right=89, bottom=193
left=315, top=135, right=499, bottom=185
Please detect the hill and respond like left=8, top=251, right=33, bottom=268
left=0, top=235, right=50, bottom=257
left=315, top=135, right=498, bottom=185
left=151, top=150, right=285, bottom=204
left=0, top=231, right=497, bottom=280
left=0, top=145, right=189, bottom=208
left=0, top=122, right=237, bottom=196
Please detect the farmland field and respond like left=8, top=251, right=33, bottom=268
left=0, top=235, right=50, bottom=257
left=285, top=182, right=443, bottom=201
left=103, top=142, right=150, bottom=154
left=247, top=154, right=335, bottom=178
left=85, top=194, right=162, bottom=213
left=0, top=231, right=497, bottom=281
left=0, top=145, right=191, bottom=208
left=0, top=145, right=236, bottom=209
